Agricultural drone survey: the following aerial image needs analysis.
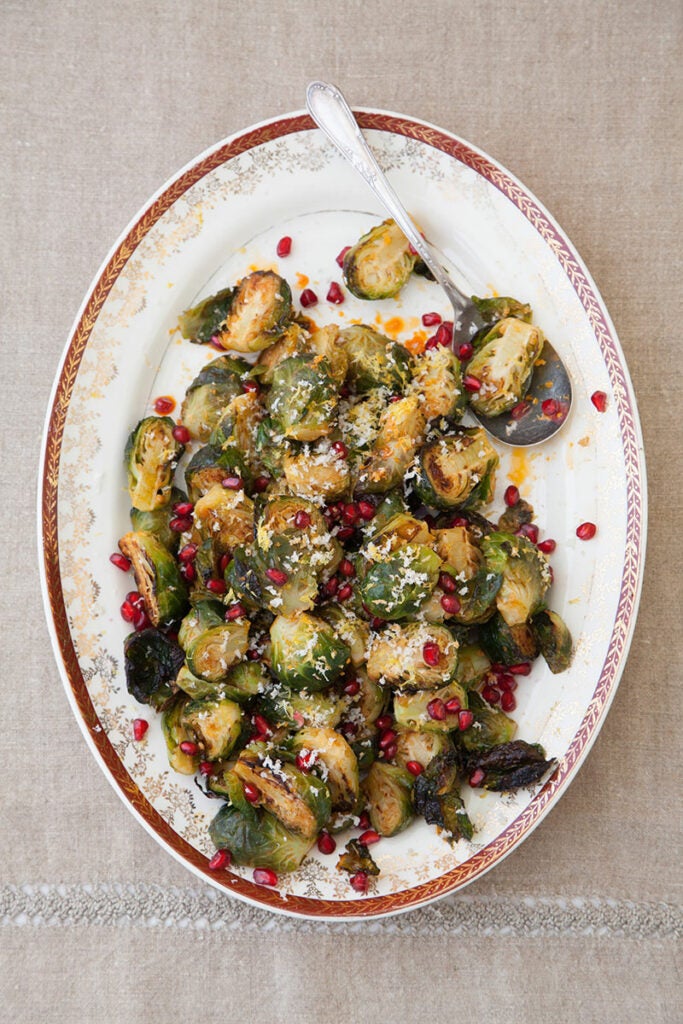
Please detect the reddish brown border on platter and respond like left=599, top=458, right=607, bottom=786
left=41, top=111, right=646, bottom=917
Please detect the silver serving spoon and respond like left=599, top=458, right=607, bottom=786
left=306, top=81, right=572, bottom=446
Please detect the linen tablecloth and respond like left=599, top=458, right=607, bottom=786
left=2, top=1, right=681, bottom=1020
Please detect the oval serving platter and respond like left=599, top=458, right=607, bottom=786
left=39, top=107, right=646, bottom=920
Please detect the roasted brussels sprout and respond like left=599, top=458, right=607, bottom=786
left=283, top=440, right=350, bottom=501
left=467, top=318, right=545, bottom=418
left=178, top=286, right=235, bottom=344
left=479, top=613, right=539, bottom=665
left=255, top=321, right=311, bottom=381
left=482, top=532, right=552, bottom=627
left=270, top=613, right=350, bottom=692
left=185, top=620, right=250, bottom=683
left=233, top=746, right=331, bottom=838
left=192, top=484, right=254, bottom=554
left=174, top=663, right=226, bottom=700
left=413, top=428, right=498, bottom=511
left=338, top=389, right=385, bottom=452
left=370, top=491, right=408, bottom=532
left=289, top=727, right=359, bottom=810
left=342, top=219, right=417, bottom=300
left=471, top=295, right=532, bottom=326
left=209, top=803, right=314, bottom=872
left=531, top=609, right=573, bottom=673
left=360, top=544, right=441, bottom=621
left=181, top=697, right=243, bottom=760
left=366, top=622, right=458, bottom=689
left=162, top=696, right=199, bottom=774
left=394, top=729, right=454, bottom=771
left=454, top=644, right=492, bottom=688
left=461, top=740, right=556, bottom=791
left=461, top=691, right=517, bottom=751
left=308, top=323, right=348, bottom=384
left=318, top=605, right=369, bottom=667
left=180, top=355, right=249, bottom=441
left=357, top=395, right=426, bottom=494
left=257, top=687, right=345, bottom=731
left=222, top=661, right=270, bottom=703
left=267, top=355, right=338, bottom=442
left=337, top=838, right=380, bottom=877
left=412, top=752, right=473, bottom=842
left=433, top=525, right=502, bottom=624
left=184, top=443, right=250, bottom=503
left=354, top=669, right=387, bottom=732
left=124, top=628, right=185, bottom=709
left=364, top=762, right=414, bottom=837
left=125, top=416, right=183, bottom=512
left=393, top=679, right=468, bottom=733
left=218, top=271, right=292, bottom=353
left=370, top=511, right=433, bottom=551
left=410, top=346, right=466, bottom=423
left=130, top=487, right=187, bottom=552
left=118, top=531, right=189, bottom=626
left=210, top=390, right=263, bottom=471
left=340, top=324, right=413, bottom=394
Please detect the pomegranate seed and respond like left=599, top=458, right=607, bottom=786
left=265, top=568, right=288, bottom=586
left=209, top=335, right=224, bottom=351
left=179, top=741, right=198, bottom=755
left=497, top=674, right=517, bottom=693
left=591, top=390, right=607, bottom=412
left=225, top=602, right=246, bottom=620
left=376, top=715, right=393, bottom=731
left=222, top=476, right=243, bottom=490
left=181, top=562, right=197, bottom=582
left=343, top=679, right=361, bottom=697
left=126, top=592, right=144, bottom=611
left=292, top=510, right=311, bottom=530
left=469, top=768, right=485, bottom=788
left=336, top=526, right=355, bottom=541
left=239, top=380, right=259, bottom=397
left=246, top=649, right=261, bottom=661
left=490, top=663, right=507, bottom=675
left=357, top=499, right=376, bottom=520
left=172, top=424, right=191, bottom=444
left=577, top=521, right=597, bottom=540
left=133, top=608, right=151, bottom=632
left=219, top=553, right=231, bottom=574
left=169, top=516, right=193, bottom=533
left=253, top=475, right=270, bottom=493
left=482, top=685, right=501, bottom=704
left=445, top=697, right=462, bottom=714
left=317, top=831, right=336, bottom=855
left=153, top=395, right=176, bottom=415
left=438, top=571, right=456, bottom=593
left=501, top=691, right=517, bottom=712
left=342, top=503, right=359, bottom=525
left=206, top=578, right=226, bottom=595
left=423, top=642, right=441, bottom=667
left=252, top=714, right=272, bottom=738
left=359, top=829, right=381, bottom=846
left=173, top=501, right=194, bottom=516
left=340, top=722, right=357, bottom=740
left=300, top=288, right=318, bottom=308
left=435, top=321, right=453, bottom=346
left=389, top=394, right=402, bottom=403
left=120, top=600, right=135, bottom=623
left=276, top=235, right=292, bottom=257
left=243, top=782, right=260, bottom=804
left=324, top=578, right=339, bottom=597
left=504, top=485, right=520, bottom=507
left=406, top=761, right=424, bottom=777
left=332, top=441, right=348, bottom=459
left=517, top=523, right=539, bottom=544
left=457, top=342, right=473, bottom=361
left=422, top=312, right=442, bottom=327
left=510, top=401, right=530, bottom=420
left=458, top=710, right=474, bottom=731
left=110, top=553, right=131, bottom=572
left=199, top=761, right=213, bottom=776
left=451, top=516, right=469, bottom=527
left=463, top=375, right=482, bottom=392
left=427, top=698, right=447, bottom=721
left=327, top=282, right=345, bottom=304
left=370, top=616, right=386, bottom=629
left=336, top=245, right=351, bottom=267
left=538, top=538, right=557, bottom=554
left=338, top=583, right=353, bottom=602
left=441, top=594, right=461, bottom=615
left=379, top=729, right=397, bottom=750
left=350, top=871, right=369, bottom=893
left=357, top=812, right=370, bottom=830
left=384, top=743, right=398, bottom=760
left=542, top=398, right=560, bottom=417
left=253, top=868, right=278, bottom=887
left=208, top=849, right=231, bottom=871
left=132, top=719, right=148, bottom=741
left=425, top=336, right=439, bottom=350
left=509, top=662, right=532, bottom=676
left=339, top=558, right=355, bottom=578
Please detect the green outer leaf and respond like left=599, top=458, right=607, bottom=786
left=267, top=355, right=338, bottom=441
left=123, top=629, right=185, bottom=709
left=461, top=691, right=517, bottom=751
left=208, top=804, right=314, bottom=873
left=531, top=609, right=573, bottom=673
left=340, top=324, right=413, bottom=393
left=270, top=614, right=351, bottom=692
left=359, top=544, right=440, bottom=620
left=178, top=287, right=235, bottom=343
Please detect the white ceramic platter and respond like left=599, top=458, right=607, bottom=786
left=39, top=108, right=646, bottom=919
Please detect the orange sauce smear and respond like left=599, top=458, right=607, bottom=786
left=507, top=448, right=532, bottom=490
left=296, top=272, right=309, bottom=289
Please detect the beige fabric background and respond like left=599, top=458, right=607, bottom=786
left=2, top=1, right=681, bottom=1021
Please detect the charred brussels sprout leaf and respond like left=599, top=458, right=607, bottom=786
left=482, top=532, right=552, bottom=627
left=185, top=620, right=250, bottom=683
left=360, top=544, right=440, bottom=621
left=118, top=531, right=189, bottom=626
left=219, top=271, right=292, bottom=353
left=461, top=691, right=517, bottom=751
left=454, top=645, right=492, bottom=688
left=125, top=416, right=183, bottom=512
left=364, top=762, right=414, bottom=837
left=337, top=838, right=380, bottom=877
left=467, top=318, right=545, bottom=418
left=366, top=622, right=458, bottom=689
left=233, top=747, right=331, bottom=838
left=412, top=752, right=473, bottom=842
left=181, top=697, right=243, bottom=760
left=178, top=286, right=235, bottom=343
left=270, top=613, right=350, bottom=692
left=531, top=609, right=573, bottom=673
left=180, top=355, right=249, bottom=442
left=414, top=428, right=499, bottom=511
left=130, top=487, right=188, bottom=552
left=343, top=219, right=417, bottom=300
left=267, top=355, right=338, bottom=441
left=209, top=804, right=314, bottom=873
left=462, top=740, right=557, bottom=792
left=123, top=629, right=185, bottom=709
left=479, top=613, right=539, bottom=665
left=340, top=324, right=413, bottom=394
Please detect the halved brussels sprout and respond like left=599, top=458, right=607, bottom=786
left=342, top=219, right=417, bottom=300
left=413, top=428, right=499, bottom=511
left=357, top=395, right=426, bottom=494
left=218, top=271, right=292, bottom=353
left=318, top=605, right=369, bottom=667
left=162, top=696, right=199, bottom=774
left=461, top=691, right=517, bottom=751
left=364, top=762, right=414, bottom=837
left=267, top=355, right=338, bottom=442
left=366, top=622, right=458, bottom=689
left=359, top=544, right=441, bottom=621
left=337, top=838, right=380, bottom=877
left=370, top=511, right=433, bottom=552
left=124, top=628, right=185, bottom=709
left=412, top=752, right=473, bottom=841
left=433, top=525, right=502, bottom=624
left=255, top=322, right=311, bottom=382
left=270, top=613, right=350, bottom=692
left=118, top=531, right=189, bottom=626
left=185, top=620, right=250, bottom=683
left=233, top=747, right=331, bottom=838
left=181, top=697, right=243, bottom=760
left=471, top=295, right=532, bottom=326
left=433, top=526, right=481, bottom=576
left=130, top=487, right=188, bottom=553
left=479, top=613, right=539, bottom=665
left=531, top=609, right=573, bottom=673
left=210, top=390, right=264, bottom=471
left=482, top=532, right=552, bottom=627
left=289, top=727, right=359, bottom=810
left=124, top=416, right=183, bottom=512
left=393, top=679, right=468, bottom=733
left=257, top=687, right=345, bottom=731
left=178, top=286, right=235, bottom=344
left=339, top=324, right=413, bottom=394
left=454, top=644, right=492, bottom=688
left=354, top=669, right=387, bottom=732
left=184, top=443, right=250, bottom=503
left=338, top=390, right=385, bottom=452
left=308, top=324, right=348, bottom=384
left=222, top=661, right=271, bottom=702
left=283, top=440, right=350, bottom=502
left=192, top=484, right=254, bottom=554
left=209, top=803, right=314, bottom=872
left=180, top=355, right=249, bottom=441
left=394, top=729, right=453, bottom=772
left=467, top=318, right=545, bottom=418
left=174, top=663, right=226, bottom=700
left=461, top=740, right=556, bottom=792
left=410, top=346, right=466, bottom=423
